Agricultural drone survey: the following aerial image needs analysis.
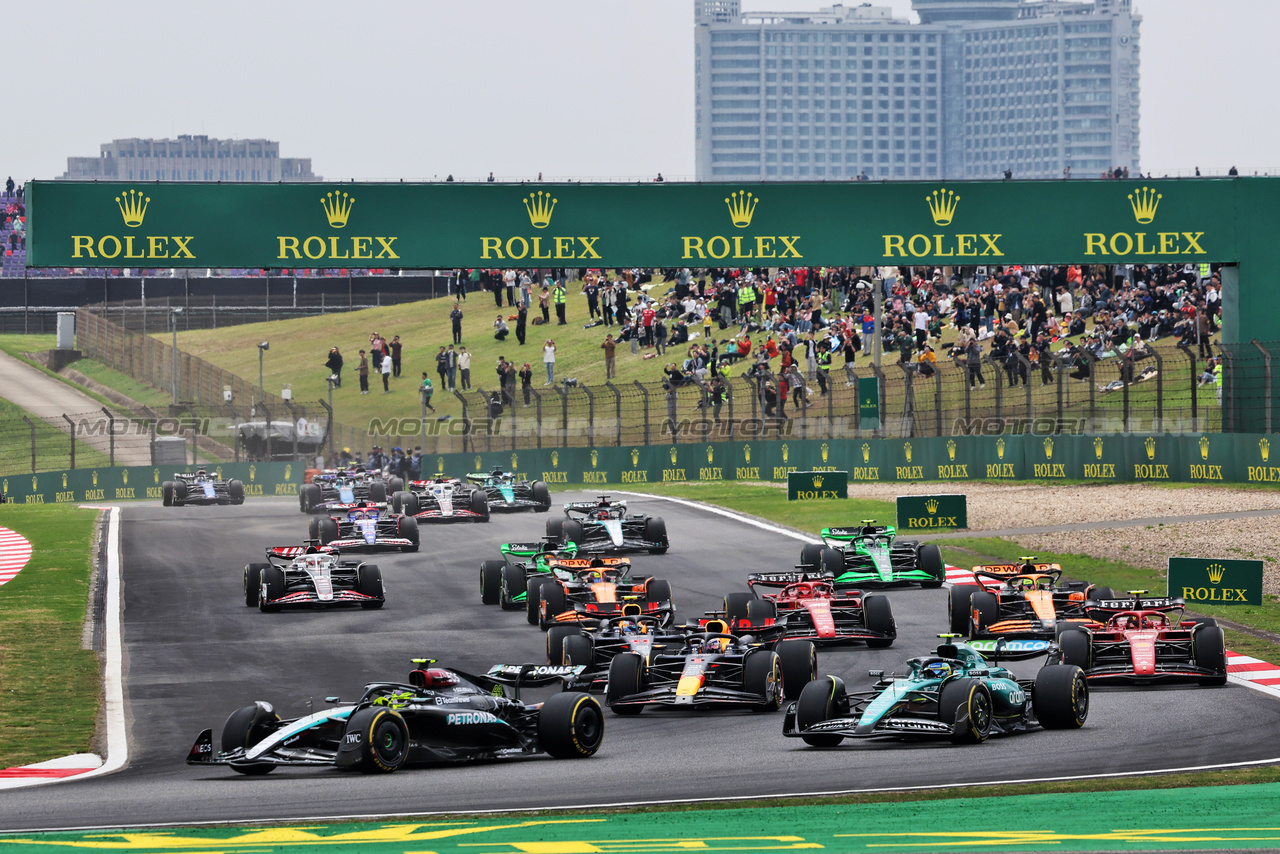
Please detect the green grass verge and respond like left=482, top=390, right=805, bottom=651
left=0, top=505, right=101, bottom=767
left=65, top=357, right=176, bottom=412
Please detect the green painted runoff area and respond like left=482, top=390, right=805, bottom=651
left=8, top=783, right=1280, bottom=852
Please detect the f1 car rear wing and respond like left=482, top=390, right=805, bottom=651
left=485, top=664, right=587, bottom=700
left=1087, top=595, right=1186, bottom=620
left=822, top=523, right=896, bottom=540
left=502, top=540, right=578, bottom=558
left=266, top=544, right=335, bottom=558
left=972, top=562, right=1063, bottom=576
left=563, top=497, right=626, bottom=513
left=748, top=570, right=821, bottom=589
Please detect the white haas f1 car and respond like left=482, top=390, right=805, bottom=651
left=244, top=545, right=385, bottom=612
left=466, top=469, right=553, bottom=513
left=308, top=503, right=420, bottom=552
left=163, top=470, right=246, bottom=506
left=393, top=478, right=490, bottom=523
left=547, top=496, right=668, bottom=555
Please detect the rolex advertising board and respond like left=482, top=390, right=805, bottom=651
left=896, top=494, right=968, bottom=531
left=787, top=471, right=848, bottom=501
left=1168, top=557, right=1263, bottom=606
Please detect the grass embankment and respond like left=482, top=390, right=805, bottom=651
left=0, top=505, right=101, bottom=767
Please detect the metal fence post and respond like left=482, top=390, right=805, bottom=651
left=63, top=414, right=76, bottom=469
left=826, top=369, right=834, bottom=439
left=633, top=381, right=651, bottom=446
left=1252, top=339, right=1272, bottom=435
left=1150, top=347, right=1164, bottom=433
left=1055, top=354, right=1066, bottom=432
left=557, top=386, right=569, bottom=448
left=605, top=381, right=622, bottom=446
left=102, top=407, right=115, bottom=467
left=583, top=385, right=596, bottom=448
left=452, top=390, right=470, bottom=452
left=533, top=389, right=543, bottom=449
left=725, top=381, right=736, bottom=441
left=284, top=400, right=300, bottom=460
left=934, top=365, right=943, bottom=437
left=1187, top=348, right=1198, bottom=433
left=870, top=363, right=886, bottom=438
left=22, top=416, right=35, bottom=473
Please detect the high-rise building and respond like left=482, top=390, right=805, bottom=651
left=59, top=136, right=319, bottom=182
left=694, top=0, right=1140, bottom=181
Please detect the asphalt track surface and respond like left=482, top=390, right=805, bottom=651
left=3, top=493, right=1280, bottom=831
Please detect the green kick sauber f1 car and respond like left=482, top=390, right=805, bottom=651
left=795, top=520, right=945, bottom=589
left=480, top=539, right=580, bottom=612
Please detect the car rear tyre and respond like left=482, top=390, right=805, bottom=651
left=397, top=515, right=420, bottom=552
left=547, top=625, right=583, bottom=665
left=744, top=650, right=783, bottom=712
left=386, top=476, right=404, bottom=494
left=526, top=577, right=548, bottom=625
left=646, top=578, right=673, bottom=605
left=917, top=543, right=945, bottom=588
left=776, top=640, right=817, bottom=699
left=796, top=675, right=848, bottom=747
left=746, top=598, right=777, bottom=621
left=938, top=678, right=993, bottom=744
left=162, top=481, right=175, bottom=507
left=819, top=547, right=844, bottom=579
left=300, top=483, right=322, bottom=513
left=546, top=517, right=566, bottom=542
left=645, top=517, right=669, bottom=554
left=228, top=479, right=246, bottom=505
left=501, top=564, right=527, bottom=611
left=221, top=703, right=281, bottom=775
left=1089, top=586, right=1115, bottom=601
left=471, top=490, right=490, bottom=522
left=173, top=480, right=188, bottom=503
left=1195, top=617, right=1219, bottom=628
left=1194, top=625, right=1228, bottom=685
left=799, top=543, right=825, bottom=569
left=539, top=582, right=567, bottom=628
left=948, top=585, right=982, bottom=636
left=532, top=481, right=552, bottom=512
left=538, top=692, right=604, bottom=758
left=562, top=634, right=594, bottom=667
left=244, top=563, right=270, bottom=607
left=606, top=653, right=646, bottom=715
left=970, top=591, right=999, bottom=634
left=367, top=482, right=388, bottom=504
left=1057, top=628, right=1092, bottom=669
left=1033, top=664, right=1089, bottom=728
left=357, top=564, right=384, bottom=609
left=724, top=591, right=754, bottom=621
left=317, top=517, right=339, bottom=546
left=862, top=594, right=895, bottom=648
left=345, top=706, right=409, bottom=773
left=480, top=560, right=504, bottom=605
left=258, top=565, right=285, bottom=612
left=563, top=519, right=585, bottom=546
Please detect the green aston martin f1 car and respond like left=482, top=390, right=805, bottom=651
left=793, top=520, right=945, bottom=588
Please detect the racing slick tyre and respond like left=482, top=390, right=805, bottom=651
left=221, top=703, right=281, bottom=775
left=546, top=517, right=566, bottom=542
left=819, top=547, right=844, bottom=579
left=1193, top=625, right=1228, bottom=686
left=316, top=517, right=340, bottom=546
left=299, top=483, right=322, bottom=514
left=796, top=675, right=850, bottom=747
left=800, top=543, right=825, bottom=569
left=969, top=591, right=1000, bottom=635
left=948, top=585, right=982, bottom=636
left=539, top=692, right=604, bottom=758
left=1033, top=664, right=1089, bottom=729
left=938, top=678, right=994, bottom=744
left=563, top=519, right=585, bottom=547
left=391, top=491, right=410, bottom=513
left=1088, top=586, right=1115, bottom=601
left=367, top=481, right=388, bottom=504
left=747, top=598, right=777, bottom=621
left=863, top=594, right=895, bottom=648
left=386, top=476, right=404, bottom=494
left=777, top=640, right=818, bottom=700
left=547, top=625, right=584, bottom=664
left=162, top=481, right=175, bottom=507
left=606, top=653, right=646, bottom=715
left=500, top=564, right=526, bottom=611
left=526, top=576, right=548, bottom=625
left=391, top=491, right=420, bottom=516
left=724, top=592, right=754, bottom=621
left=744, top=650, right=783, bottom=712
left=645, top=517, right=669, bottom=554
left=1057, top=628, right=1093, bottom=669
left=480, top=560, right=504, bottom=605
left=345, top=706, right=409, bottom=773
left=646, top=578, right=673, bottom=605
left=1195, top=617, right=1219, bottom=628
left=173, top=480, right=188, bottom=504
left=532, top=481, right=552, bottom=512
left=258, top=565, right=285, bottom=612
left=562, top=634, right=594, bottom=667
left=397, top=515, right=420, bottom=552
left=539, top=582, right=567, bottom=628
left=917, top=543, right=945, bottom=588
left=357, top=564, right=384, bottom=609
left=244, top=563, right=270, bottom=607
left=228, top=479, right=246, bottom=505
left=307, top=517, right=321, bottom=541
left=471, top=489, right=491, bottom=522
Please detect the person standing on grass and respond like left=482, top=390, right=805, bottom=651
left=553, top=281, right=568, bottom=325
left=450, top=303, right=464, bottom=344
left=358, top=350, right=369, bottom=394
left=381, top=353, right=392, bottom=393
left=390, top=335, right=403, bottom=378
left=435, top=346, right=449, bottom=391
left=516, top=302, right=528, bottom=345
left=539, top=287, right=551, bottom=324
left=420, top=372, right=435, bottom=411
left=601, top=333, right=616, bottom=379
left=445, top=344, right=458, bottom=391
left=519, top=363, right=534, bottom=406
left=459, top=346, right=472, bottom=391
left=325, top=346, right=343, bottom=387
left=543, top=339, right=557, bottom=384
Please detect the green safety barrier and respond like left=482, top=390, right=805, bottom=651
left=0, top=462, right=302, bottom=505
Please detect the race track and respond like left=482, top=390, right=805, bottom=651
left=2, top=492, right=1278, bottom=831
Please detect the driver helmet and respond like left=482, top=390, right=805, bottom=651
left=923, top=661, right=952, bottom=680
left=619, top=620, right=647, bottom=636
left=1115, top=616, right=1132, bottom=630
left=419, top=668, right=459, bottom=688
left=196, top=469, right=208, bottom=477
left=862, top=524, right=878, bottom=536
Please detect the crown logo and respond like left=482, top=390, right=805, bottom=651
left=1094, top=437, right=1104, bottom=460
left=591, top=450, right=599, bottom=468
left=2, top=480, right=7, bottom=495
left=511, top=453, right=519, bottom=470
left=861, top=443, right=870, bottom=463
left=782, top=444, right=790, bottom=463
left=904, top=442, right=913, bottom=464
left=115, top=189, right=150, bottom=227
left=436, top=456, right=445, bottom=473
left=153, top=468, right=160, bottom=483
left=1145, top=437, right=1156, bottom=460
left=813, top=475, right=824, bottom=489
left=1199, top=436, right=1210, bottom=461
left=925, top=189, right=960, bottom=226
left=725, top=191, right=758, bottom=228
left=743, top=444, right=752, bottom=463
left=523, top=191, right=557, bottom=229
left=1044, top=437, right=1054, bottom=461
left=947, top=439, right=956, bottom=462
left=1261, top=438, right=1270, bottom=463
left=247, top=465, right=255, bottom=481
left=31, top=476, right=37, bottom=490
left=706, top=445, right=714, bottom=464
left=63, top=472, right=68, bottom=488
left=820, top=442, right=830, bottom=463
left=320, top=191, right=354, bottom=228
left=551, top=451, right=560, bottom=467
left=1128, top=186, right=1162, bottom=224
left=925, top=499, right=939, bottom=514
left=474, top=455, right=482, bottom=471
left=669, top=447, right=678, bottom=465
left=1206, top=563, right=1226, bottom=584
left=631, top=448, right=640, bottom=467
left=996, top=438, right=1006, bottom=460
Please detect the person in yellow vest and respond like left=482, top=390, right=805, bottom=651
left=816, top=342, right=832, bottom=396
left=1213, top=357, right=1222, bottom=405
left=552, top=282, right=567, bottom=325
left=737, top=281, right=755, bottom=324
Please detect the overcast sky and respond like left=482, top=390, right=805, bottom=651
left=6, top=0, right=1275, bottom=183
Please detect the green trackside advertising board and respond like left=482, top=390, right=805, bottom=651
left=897, top=494, right=968, bottom=531
left=1168, top=557, right=1263, bottom=606
left=858, top=375, right=880, bottom=431
left=0, top=462, right=300, bottom=505
left=787, top=470, right=848, bottom=500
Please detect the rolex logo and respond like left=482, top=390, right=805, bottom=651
left=591, top=450, right=599, bottom=468
left=670, top=447, right=678, bottom=465
left=1145, top=437, right=1156, bottom=460
left=1094, top=437, right=1104, bottom=460
left=706, top=445, right=714, bottom=463
left=997, top=438, right=1006, bottom=460
left=474, top=455, right=482, bottom=471
left=743, top=444, right=752, bottom=463
left=511, top=453, right=519, bottom=470
left=62, top=473, right=68, bottom=488
left=246, top=465, right=254, bottom=481
left=437, top=457, right=445, bottom=473
left=284, top=464, right=292, bottom=481
left=1206, top=563, right=1226, bottom=584
left=821, top=442, right=829, bottom=462
left=947, top=439, right=956, bottom=462
left=861, top=443, right=870, bottom=463
left=1261, top=438, right=1270, bottom=463
left=926, top=189, right=959, bottom=226
left=523, top=191, right=557, bottom=229
left=725, top=190, right=758, bottom=228
left=115, top=189, right=150, bottom=227
left=320, top=191, right=354, bottom=228
left=925, top=499, right=939, bottom=514
left=122, top=469, right=128, bottom=484
left=631, top=448, right=640, bottom=467
left=153, top=468, right=160, bottom=483
left=904, top=442, right=913, bottom=464
left=1128, top=186, right=1162, bottom=225
left=32, top=476, right=37, bottom=490
left=782, top=444, right=790, bottom=463
left=1199, top=436, right=1210, bottom=461
left=812, top=475, right=824, bottom=489
left=1043, top=437, right=1054, bottom=461
left=551, top=451, right=560, bottom=467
